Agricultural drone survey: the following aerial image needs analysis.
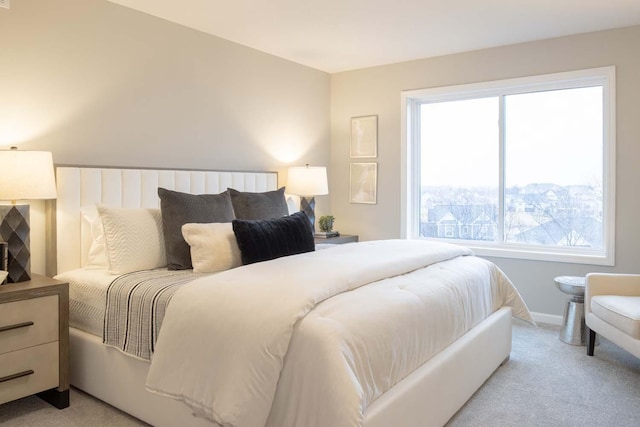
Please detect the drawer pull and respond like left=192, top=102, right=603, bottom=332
left=0, top=369, right=35, bottom=383
left=0, top=321, right=34, bottom=333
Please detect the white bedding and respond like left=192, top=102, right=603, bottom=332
left=146, top=240, right=531, bottom=427
left=55, top=267, right=119, bottom=336
left=56, top=267, right=205, bottom=360
left=56, top=244, right=335, bottom=339
left=268, top=255, right=519, bottom=427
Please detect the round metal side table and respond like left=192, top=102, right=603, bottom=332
left=554, top=276, right=591, bottom=346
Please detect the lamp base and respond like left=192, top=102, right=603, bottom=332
left=0, top=204, right=31, bottom=283
left=300, top=196, right=316, bottom=231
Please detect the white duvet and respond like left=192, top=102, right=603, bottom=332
left=146, top=240, right=531, bottom=427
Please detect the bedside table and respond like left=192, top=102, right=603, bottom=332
left=314, top=234, right=359, bottom=245
left=0, top=274, right=69, bottom=409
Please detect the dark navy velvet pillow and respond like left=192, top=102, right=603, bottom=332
left=232, top=211, right=315, bottom=265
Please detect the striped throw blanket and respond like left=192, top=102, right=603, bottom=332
left=103, top=269, right=203, bottom=360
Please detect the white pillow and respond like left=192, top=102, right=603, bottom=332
left=81, top=205, right=108, bottom=268
left=285, top=194, right=300, bottom=215
left=97, top=205, right=167, bottom=274
left=181, top=223, right=241, bottom=273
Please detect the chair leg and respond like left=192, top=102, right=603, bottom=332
left=587, top=328, right=596, bottom=356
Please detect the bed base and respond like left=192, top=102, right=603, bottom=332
left=69, top=307, right=512, bottom=427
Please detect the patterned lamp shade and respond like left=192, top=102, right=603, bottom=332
left=0, top=148, right=57, bottom=283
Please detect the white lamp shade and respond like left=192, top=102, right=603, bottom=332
left=0, top=149, right=57, bottom=201
left=287, top=166, right=328, bottom=196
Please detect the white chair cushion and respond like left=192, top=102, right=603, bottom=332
left=591, top=295, right=640, bottom=339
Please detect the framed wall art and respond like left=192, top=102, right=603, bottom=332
left=350, top=162, right=377, bottom=204
left=350, top=115, right=377, bottom=158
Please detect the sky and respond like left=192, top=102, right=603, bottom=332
left=420, top=86, right=603, bottom=189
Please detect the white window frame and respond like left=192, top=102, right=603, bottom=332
left=401, top=67, right=616, bottom=265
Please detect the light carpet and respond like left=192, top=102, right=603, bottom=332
left=1, top=321, right=638, bottom=426
left=446, top=320, right=640, bottom=426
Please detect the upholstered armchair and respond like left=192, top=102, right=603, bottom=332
left=585, top=273, right=640, bottom=358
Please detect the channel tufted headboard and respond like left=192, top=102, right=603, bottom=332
left=55, top=166, right=282, bottom=275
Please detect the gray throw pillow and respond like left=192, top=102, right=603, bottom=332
left=158, top=187, right=235, bottom=270
left=228, top=187, right=289, bottom=220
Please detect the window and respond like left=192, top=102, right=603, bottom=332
left=401, top=67, right=615, bottom=265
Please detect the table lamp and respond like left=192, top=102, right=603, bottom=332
left=286, top=165, right=328, bottom=230
left=0, top=147, right=57, bottom=283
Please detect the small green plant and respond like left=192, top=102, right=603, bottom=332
left=318, top=215, right=335, bottom=232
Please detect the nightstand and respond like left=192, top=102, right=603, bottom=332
left=0, top=274, right=69, bottom=409
left=314, top=234, right=359, bottom=245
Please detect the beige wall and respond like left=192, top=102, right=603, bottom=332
left=0, top=0, right=331, bottom=274
left=331, top=26, right=640, bottom=316
left=3, top=1, right=639, bottom=317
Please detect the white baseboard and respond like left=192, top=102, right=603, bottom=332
left=530, top=312, right=563, bottom=326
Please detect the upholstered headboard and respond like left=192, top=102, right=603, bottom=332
left=55, top=166, right=282, bottom=274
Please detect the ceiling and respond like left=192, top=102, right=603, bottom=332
left=106, top=0, right=640, bottom=73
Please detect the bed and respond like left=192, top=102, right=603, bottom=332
left=53, top=166, right=531, bottom=427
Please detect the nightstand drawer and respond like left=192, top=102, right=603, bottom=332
left=0, top=341, right=59, bottom=405
left=0, top=295, right=59, bottom=354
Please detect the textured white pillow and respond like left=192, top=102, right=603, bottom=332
left=181, top=223, right=241, bottom=273
left=97, top=205, right=167, bottom=274
left=81, top=205, right=108, bottom=268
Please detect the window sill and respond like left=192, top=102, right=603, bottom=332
left=418, top=238, right=614, bottom=266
